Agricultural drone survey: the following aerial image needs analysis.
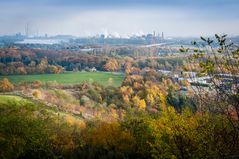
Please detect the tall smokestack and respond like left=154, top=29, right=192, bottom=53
left=25, top=23, right=29, bottom=37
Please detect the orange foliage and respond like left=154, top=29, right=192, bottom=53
left=0, top=78, right=14, bottom=92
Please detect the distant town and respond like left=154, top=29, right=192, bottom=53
left=2, top=31, right=239, bottom=59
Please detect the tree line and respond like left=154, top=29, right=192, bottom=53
left=0, top=48, right=186, bottom=75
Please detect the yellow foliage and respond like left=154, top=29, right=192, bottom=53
left=132, top=96, right=146, bottom=109
left=159, top=93, right=167, bottom=110
left=123, top=95, right=130, bottom=104
left=110, top=108, right=119, bottom=120
left=139, top=99, right=146, bottom=109
left=86, top=122, right=135, bottom=152
left=32, top=90, right=41, bottom=99
left=65, top=115, right=86, bottom=129
left=120, top=86, right=134, bottom=96
left=132, top=95, right=141, bottom=108
left=146, top=107, right=212, bottom=158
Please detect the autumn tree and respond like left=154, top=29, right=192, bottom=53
left=0, top=78, right=14, bottom=92
left=181, top=34, right=239, bottom=155
left=47, top=65, right=63, bottom=74
left=120, top=86, right=134, bottom=104
left=182, top=35, right=239, bottom=114
left=132, top=95, right=146, bottom=110
left=36, top=58, right=48, bottom=74
left=16, top=66, right=27, bottom=75
left=103, top=59, right=120, bottom=72
left=82, top=122, right=135, bottom=158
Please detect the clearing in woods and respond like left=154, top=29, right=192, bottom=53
left=0, top=72, right=124, bottom=87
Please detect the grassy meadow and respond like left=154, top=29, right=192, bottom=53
left=0, top=72, right=124, bottom=87
left=0, top=95, right=30, bottom=105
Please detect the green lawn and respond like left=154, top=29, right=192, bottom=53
left=0, top=95, right=31, bottom=105
left=0, top=72, right=124, bottom=87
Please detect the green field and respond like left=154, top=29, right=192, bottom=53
left=0, top=95, right=82, bottom=117
left=0, top=95, right=31, bottom=105
left=0, top=72, right=124, bottom=87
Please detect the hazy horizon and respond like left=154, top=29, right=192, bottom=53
left=1, top=0, right=239, bottom=37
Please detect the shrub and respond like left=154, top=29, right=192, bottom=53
left=0, top=78, right=14, bottom=92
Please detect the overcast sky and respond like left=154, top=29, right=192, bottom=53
left=0, top=0, right=238, bottom=37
